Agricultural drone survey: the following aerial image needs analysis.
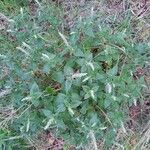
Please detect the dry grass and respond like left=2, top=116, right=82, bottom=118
left=84, top=120, right=150, bottom=150
left=53, top=0, right=150, bottom=44
left=133, top=121, right=150, bottom=150
left=0, top=106, right=15, bottom=128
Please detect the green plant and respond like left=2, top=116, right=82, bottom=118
left=0, top=0, right=28, bottom=14
left=0, top=1, right=149, bottom=149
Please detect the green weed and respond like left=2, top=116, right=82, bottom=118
left=0, top=1, right=149, bottom=149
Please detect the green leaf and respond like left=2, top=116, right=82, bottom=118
left=96, top=73, right=106, bottom=81
left=84, top=93, right=90, bottom=99
left=64, top=66, right=73, bottom=76
left=92, top=86, right=99, bottom=92
left=74, top=49, right=84, bottom=57
left=82, top=86, right=90, bottom=92
left=80, top=101, right=89, bottom=114
left=56, top=119, right=66, bottom=129
left=42, top=109, right=52, bottom=118
left=109, top=111, right=123, bottom=125
left=52, top=71, right=64, bottom=83
left=85, top=27, right=94, bottom=37
left=30, top=83, right=41, bottom=107
left=89, top=113, right=99, bottom=126
left=43, top=63, right=50, bottom=73
left=46, top=86, right=55, bottom=94
left=31, top=98, right=40, bottom=107
left=107, top=65, right=118, bottom=76
left=104, top=97, right=112, bottom=108
left=57, top=103, right=66, bottom=113
left=65, top=79, right=72, bottom=92
left=56, top=93, right=66, bottom=103
left=30, top=82, right=40, bottom=96
left=70, top=93, right=82, bottom=108
left=56, top=93, right=67, bottom=113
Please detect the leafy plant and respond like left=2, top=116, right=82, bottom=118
left=0, top=1, right=149, bottom=149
